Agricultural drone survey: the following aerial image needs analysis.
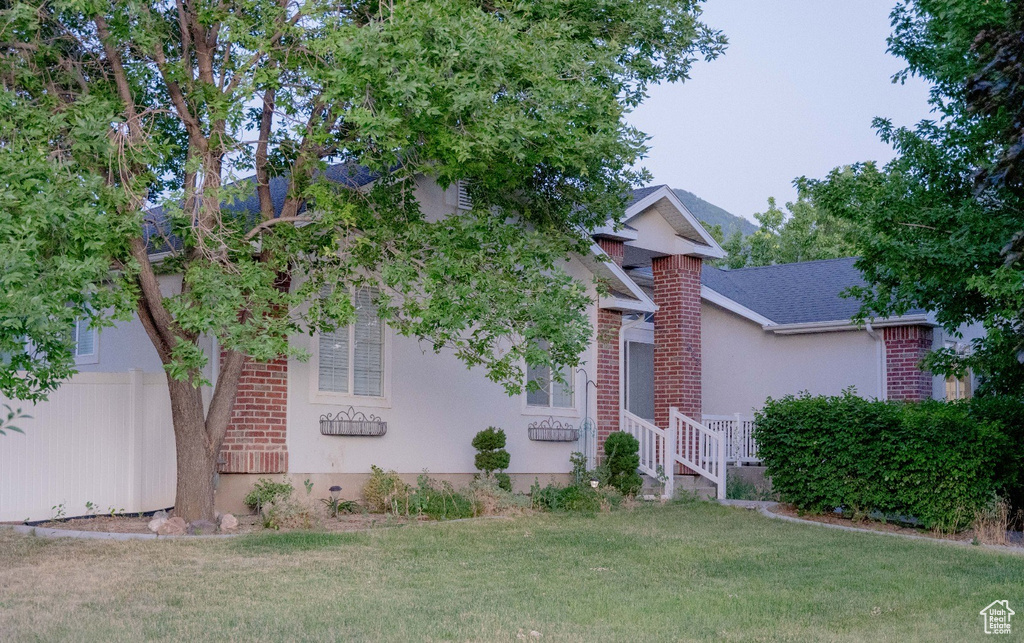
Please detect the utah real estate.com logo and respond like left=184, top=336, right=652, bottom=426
left=980, top=600, right=1014, bottom=635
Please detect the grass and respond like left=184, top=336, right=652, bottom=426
left=1, top=501, right=1021, bottom=641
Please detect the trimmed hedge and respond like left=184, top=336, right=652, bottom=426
left=754, top=391, right=1024, bottom=531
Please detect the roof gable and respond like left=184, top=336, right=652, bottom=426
left=622, top=185, right=725, bottom=259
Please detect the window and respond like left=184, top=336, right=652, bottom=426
left=318, top=288, right=384, bottom=397
left=944, top=341, right=972, bottom=401
left=526, top=341, right=574, bottom=409
left=72, top=318, right=98, bottom=364
left=456, top=180, right=472, bottom=210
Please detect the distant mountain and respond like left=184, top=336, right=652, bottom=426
left=674, top=189, right=758, bottom=238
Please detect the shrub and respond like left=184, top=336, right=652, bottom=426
left=530, top=480, right=622, bottom=513
left=603, top=431, right=642, bottom=496
left=363, top=465, right=411, bottom=514
left=408, top=475, right=475, bottom=520
left=243, top=478, right=294, bottom=514
left=472, top=427, right=511, bottom=490
left=465, top=478, right=532, bottom=516
left=755, top=391, right=1024, bottom=531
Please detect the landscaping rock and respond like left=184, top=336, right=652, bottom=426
left=186, top=519, right=217, bottom=535
left=152, top=509, right=169, bottom=520
left=219, top=513, right=238, bottom=531
left=147, top=517, right=167, bottom=533
left=156, top=516, right=186, bottom=536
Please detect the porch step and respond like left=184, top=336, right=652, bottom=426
left=639, top=473, right=716, bottom=501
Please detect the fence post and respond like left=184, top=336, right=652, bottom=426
left=717, top=422, right=727, bottom=500
left=663, top=412, right=675, bottom=500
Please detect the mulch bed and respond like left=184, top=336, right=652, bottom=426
left=769, top=503, right=1024, bottom=548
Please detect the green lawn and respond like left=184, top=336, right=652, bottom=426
left=0, top=502, right=1021, bottom=641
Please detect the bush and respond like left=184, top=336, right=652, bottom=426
left=465, top=478, right=532, bottom=516
left=243, top=478, right=294, bottom=514
left=755, top=391, right=1024, bottom=531
left=363, top=465, right=411, bottom=514
left=603, top=431, right=642, bottom=496
left=530, top=480, right=623, bottom=513
left=408, top=475, right=475, bottom=520
left=472, top=427, right=511, bottom=490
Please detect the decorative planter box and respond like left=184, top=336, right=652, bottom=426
left=320, top=407, right=387, bottom=436
left=527, top=417, right=579, bottom=442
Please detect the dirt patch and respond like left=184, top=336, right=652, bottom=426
left=15, top=511, right=425, bottom=536
left=769, top=503, right=1024, bottom=547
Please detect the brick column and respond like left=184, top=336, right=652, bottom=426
left=218, top=355, right=289, bottom=473
left=596, top=308, right=622, bottom=450
left=884, top=326, right=933, bottom=401
left=652, top=254, right=702, bottom=428
left=597, top=238, right=625, bottom=267
left=594, top=238, right=624, bottom=453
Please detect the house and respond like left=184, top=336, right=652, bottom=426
left=697, top=257, right=984, bottom=416
left=0, top=180, right=969, bottom=520
left=0, top=181, right=725, bottom=519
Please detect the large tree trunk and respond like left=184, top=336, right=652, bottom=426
left=167, top=376, right=218, bottom=522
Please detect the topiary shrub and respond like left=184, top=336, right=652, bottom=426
left=604, top=431, right=642, bottom=496
left=755, top=390, right=1024, bottom=531
left=472, top=427, right=511, bottom=491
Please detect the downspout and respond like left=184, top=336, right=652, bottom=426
left=865, top=323, right=887, bottom=401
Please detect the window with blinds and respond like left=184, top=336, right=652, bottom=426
left=318, top=287, right=384, bottom=397
left=456, top=180, right=472, bottom=210
left=72, top=318, right=96, bottom=358
left=526, top=340, right=574, bottom=409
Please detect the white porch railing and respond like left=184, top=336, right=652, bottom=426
left=620, top=410, right=673, bottom=499
left=702, top=414, right=759, bottom=465
left=670, top=407, right=726, bottom=500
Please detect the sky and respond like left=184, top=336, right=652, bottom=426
left=626, top=0, right=935, bottom=223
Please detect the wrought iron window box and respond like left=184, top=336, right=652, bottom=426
left=527, top=417, right=579, bottom=442
left=320, top=407, right=387, bottom=436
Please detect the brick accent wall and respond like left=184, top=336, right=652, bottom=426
left=652, top=254, right=702, bottom=428
left=884, top=326, right=934, bottom=402
left=218, top=355, right=289, bottom=473
left=596, top=238, right=624, bottom=267
left=596, top=308, right=622, bottom=450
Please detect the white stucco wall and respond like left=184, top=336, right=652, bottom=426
left=701, top=302, right=882, bottom=416
left=286, top=256, right=600, bottom=477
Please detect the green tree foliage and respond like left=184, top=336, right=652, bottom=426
left=716, top=195, right=860, bottom=269
left=0, top=0, right=724, bottom=519
left=800, top=0, right=1024, bottom=395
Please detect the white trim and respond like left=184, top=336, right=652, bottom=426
left=701, top=286, right=776, bottom=327
left=590, top=223, right=638, bottom=241
left=584, top=242, right=657, bottom=312
left=623, top=186, right=726, bottom=259
left=766, top=314, right=935, bottom=335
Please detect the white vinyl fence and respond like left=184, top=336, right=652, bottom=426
left=0, top=370, right=176, bottom=521
left=702, top=414, right=759, bottom=465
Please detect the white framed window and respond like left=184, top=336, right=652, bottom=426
left=311, top=287, right=390, bottom=406
left=943, top=341, right=972, bottom=401
left=525, top=340, right=576, bottom=413
left=72, top=318, right=99, bottom=365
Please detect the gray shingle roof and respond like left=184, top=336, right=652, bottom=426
left=700, top=257, right=925, bottom=325
left=145, top=162, right=377, bottom=253
left=625, top=184, right=666, bottom=208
